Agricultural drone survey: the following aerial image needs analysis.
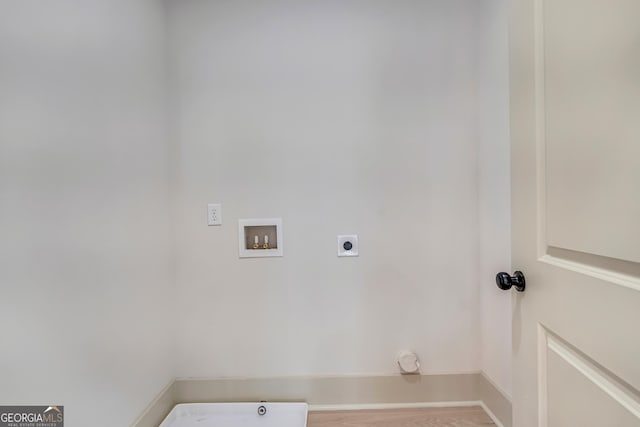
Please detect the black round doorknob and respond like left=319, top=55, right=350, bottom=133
left=496, top=271, right=526, bottom=292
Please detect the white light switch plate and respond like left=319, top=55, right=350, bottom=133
left=207, top=203, right=222, bottom=226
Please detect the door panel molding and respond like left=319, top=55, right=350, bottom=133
left=538, top=255, right=640, bottom=292
left=534, top=0, right=547, bottom=260
left=543, top=247, right=640, bottom=291
left=533, top=0, right=640, bottom=292
left=538, top=325, right=640, bottom=425
left=537, top=325, right=549, bottom=427
left=541, top=0, right=640, bottom=264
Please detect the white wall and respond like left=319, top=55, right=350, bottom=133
left=168, top=0, right=485, bottom=378
left=0, top=1, right=174, bottom=425
left=478, top=0, right=513, bottom=397
left=0, top=0, right=512, bottom=420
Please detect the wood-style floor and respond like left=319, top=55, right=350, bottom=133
left=307, top=406, right=496, bottom=427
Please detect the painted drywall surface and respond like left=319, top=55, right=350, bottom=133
left=0, top=1, right=173, bottom=425
left=477, top=0, right=513, bottom=398
left=168, top=0, right=484, bottom=378
left=0, top=0, right=512, bottom=418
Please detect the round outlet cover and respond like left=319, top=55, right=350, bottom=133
left=337, top=235, right=358, bottom=257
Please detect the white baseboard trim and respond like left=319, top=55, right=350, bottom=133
left=480, top=401, right=506, bottom=427
left=172, top=373, right=480, bottom=405
left=480, top=371, right=512, bottom=402
left=132, top=373, right=512, bottom=427
left=478, top=371, right=512, bottom=427
left=130, top=380, right=175, bottom=427
left=309, top=401, right=482, bottom=411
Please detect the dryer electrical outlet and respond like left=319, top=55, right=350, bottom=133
left=337, top=235, right=358, bottom=257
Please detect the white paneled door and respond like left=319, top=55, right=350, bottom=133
left=509, top=0, right=640, bottom=426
